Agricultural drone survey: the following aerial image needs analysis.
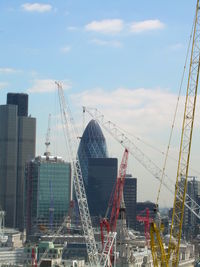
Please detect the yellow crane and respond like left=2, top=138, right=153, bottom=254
left=150, top=0, right=200, bottom=266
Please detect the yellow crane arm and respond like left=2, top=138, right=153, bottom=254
left=151, top=0, right=200, bottom=266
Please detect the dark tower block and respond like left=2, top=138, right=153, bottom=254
left=0, top=93, right=36, bottom=230
left=7, top=93, right=28, bottom=117
left=124, top=174, right=137, bottom=229
left=0, top=105, right=18, bottom=227
left=16, top=116, right=36, bottom=229
left=87, top=158, right=117, bottom=225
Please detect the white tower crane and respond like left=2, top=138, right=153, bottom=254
left=55, top=81, right=99, bottom=266
left=38, top=84, right=116, bottom=267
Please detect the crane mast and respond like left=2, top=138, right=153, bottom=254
left=44, top=114, right=51, bottom=157
left=136, top=208, right=153, bottom=246
left=109, top=148, right=129, bottom=232
left=151, top=0, right=200, bottom=266
left=55, top=82, right=99, bottom=266
left=168, top=0, right=200, bottom=264
left=100, top=149, right=128, bottom=247
left=39, top=83, right=116, bottom=267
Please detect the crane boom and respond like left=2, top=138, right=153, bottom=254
left=56, top=82, right=99, bottom=266
left=39, top=84, right=115, bottom=267
left=99, top=232, right=117, bottom=267
left=150, top=1, right=200, bottom=266
left=83, top=107, right=200, bottom=221
left=100, top=148, right=128, bottom=255
left=168, top=0, right=200, bottom=264
left=110, top=148, right=129, bottom=231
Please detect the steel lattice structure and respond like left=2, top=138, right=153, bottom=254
left=167, top=0, right=200, bottom=264
left=56, top=82, right=99, bottom=266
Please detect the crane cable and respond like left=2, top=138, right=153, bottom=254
left=113, top=112, right=200, bottom=177
left=156, top=19, right=195, bottom=205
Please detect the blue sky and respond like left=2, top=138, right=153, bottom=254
left=0, top=1, right=199, bottom=206
left=0, top=1, right=195, bottom=92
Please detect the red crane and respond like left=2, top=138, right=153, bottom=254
left=136, top=208, right=153, bottom=246
left=31, top=247, right=37, bottom=267
left=100, top=148, right=129, bottom=247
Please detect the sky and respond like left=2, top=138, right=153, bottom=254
left=0, top=0, right=199, bottom=207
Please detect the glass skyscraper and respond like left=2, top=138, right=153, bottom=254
left=77, top=120, right=118, bottom=225
left=24, top=155, right=71, bottom=240
left=87, top=158, right=117, bottom=224
left=78, top=119, right=108, bottom=186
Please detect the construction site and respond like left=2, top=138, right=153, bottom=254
left=1, top=1, right=200, bottom=267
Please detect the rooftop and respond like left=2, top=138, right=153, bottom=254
left=33, top=155, right=66, bottom=163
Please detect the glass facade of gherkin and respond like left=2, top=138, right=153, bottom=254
left=78, top=120, right=108, bottom=187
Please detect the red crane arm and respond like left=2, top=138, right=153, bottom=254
left=100, top=148, right=129, bottom=250
left=136, top=216, right=153, bottom=223
left=136, top=208, right=153, bottom=245
left=109, top=148, right=129, bottom=232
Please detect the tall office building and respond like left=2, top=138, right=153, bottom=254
left=87, top=158, right=117, bottom=224
left=124, top=174, right=137, bottom=229
left=77, top=120, right=118, bottom=225
left=24, top=155, right=71, bottom=240
left=179, top=176, right=200, bottom=238
left=7, top=93, right=28, bottom=116
left=0, top=93, right=36, bottom=230
left=78, top=120, right=108, bottom=187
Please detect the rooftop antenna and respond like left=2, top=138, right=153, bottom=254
left=44, top=114, right=51, bottom=157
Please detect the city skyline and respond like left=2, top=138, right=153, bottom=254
left=1, top=1, right=200, bottom=207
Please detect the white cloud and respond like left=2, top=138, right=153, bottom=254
left=27, top=79, right=71, bottom=93
left=169, top=43, right=184, bottom=51
left=0, top=67, right=21, bottom=74
left=85, top=19, right=124, bottom=34
left=61, top=45, right=71, bottom=53
left=71, top=87, right=183, bottom=136
left=130, top=19, right=165, bottom=33
left=67, top=26, right=78, bottom=31
left=0, top=82, right=8, bottom=89
left=90, top=39, right=122, bottom=47
left=22, top=3, right=52, bottom=13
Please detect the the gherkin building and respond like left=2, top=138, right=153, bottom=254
left=78, top=119, right=108, bottom=187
